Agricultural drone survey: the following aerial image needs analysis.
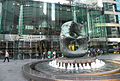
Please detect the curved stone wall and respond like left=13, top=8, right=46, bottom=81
left=22, top=59, right=120, bottom=81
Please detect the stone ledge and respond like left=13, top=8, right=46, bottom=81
left=22, top=59, right=120, bottom=81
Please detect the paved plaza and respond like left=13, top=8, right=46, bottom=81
left=96, top=54, right=120, bottom=60
left=0, top=54, right=120, bottom=81
left=0, top=59, right=39, bottom=81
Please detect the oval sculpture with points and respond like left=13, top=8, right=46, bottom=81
left=60, top=21, right=87, bottom=58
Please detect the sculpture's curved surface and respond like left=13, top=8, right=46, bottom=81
left=60, top=21, right=87, bottom=58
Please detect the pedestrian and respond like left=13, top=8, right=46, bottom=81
left=48, top=50, right=52, bottom=59
left=3, top=50, right=10, bottom=62
left=97, top=49, right=101, bottom=55
left=101, top=49, right=103, bottom=55
left=92, top=48, right=96, bottom=57
left=88, top=49, right=91, bottom=57
left=42, top=51, right=46, bottom=59
left=52, top=50, right=56, bottom=59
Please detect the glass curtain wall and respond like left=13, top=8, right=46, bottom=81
left=85, top=9, right=107, bottom=51
left=0, top=0, right=106, bottom=59
left=104, top=2, right=120, bottom=38
left=115, top=0, right=120, bottom=37
left=0, top=0, right=105, bottom=36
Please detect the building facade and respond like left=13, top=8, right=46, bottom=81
left=103, top=0, right=120, bottom=53
left=0, top=0, right=105, bottom=59
left=79, top=0, right=120, bottom=53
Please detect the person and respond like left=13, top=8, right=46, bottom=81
left=92, top=48, right=96, bottom=57
left=48, top=50, right=52, bottom=59
left=88, top=49, right=91, bottom=57
left=3, top=50, right=10, bottom=62
left=97, top=49, right=100, bottom=55
left=42, top=51, right=46, bottom=59
left=101, top=49, right=103, bottom=55
left=52, top=50, right=56, bottom=59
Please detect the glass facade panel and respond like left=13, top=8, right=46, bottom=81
left=115, top=0, right=120, bottom=24
left=0, top=0, right=106, bottom=59
left=0, top=0, right=105, bottom=36
left=104, top=3, right=114, bottom=11
left=116, top=0, right=120, bottom=11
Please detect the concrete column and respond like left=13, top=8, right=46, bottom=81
left=51, top=3, right=55, bottom=31
left=73, top=7, right=77, bottom=23
left=0, top=3, right=2, bottom=30
left=29, top=40, right=32, bottom=59
left=51, top=40, right=53, bottom=52
left=6, top=41, right=8, bottom=50
left=18, top=5, right=23, bottom=35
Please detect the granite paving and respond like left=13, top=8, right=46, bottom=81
left=0, top=54, right=120, bottom=81
left=0, top=59, right=39, bottom=81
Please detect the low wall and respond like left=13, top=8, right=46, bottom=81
left=22, top=59, right=120, bottom=81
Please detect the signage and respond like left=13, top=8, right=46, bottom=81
left=90, top=37, right=106, bottom=41
left=5, top=34, right=59, bottom=41
left=5, top=34, right=47, bottom=41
